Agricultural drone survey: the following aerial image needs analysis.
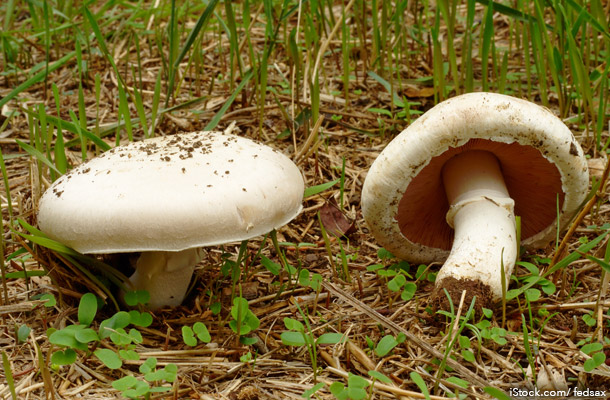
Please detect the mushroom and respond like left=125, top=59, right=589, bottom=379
left=37, top=131, right=304, bottom=309
left=362, top=92, right=589, bottom=310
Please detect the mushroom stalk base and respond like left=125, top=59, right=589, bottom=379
left=128, top=248, right=203, bottom=309
left=436, top=150, right=518, bottom=308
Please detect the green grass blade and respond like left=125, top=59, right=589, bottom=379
left=528, top=20, right=547, bottom=105
left=278, top=0, right=304, bottom=22
left=14, top=219, right=81, bottom=257
left=15, top=139, right=62, bottom=176
left=94, top=73, right=101, bottom=143
left=258, top=43, right=270, bottom=131
left=556, top=3, right=592, bottom=123
left=51, top=83, right=67, bottom=174
left=480, top=1, right=494, bottom=92
left=168, top=0, right=220, bottom=101
left=565, top=0, right=610, bottom=39
left=14, top=219, right=127, bottom=303
left=150, top=71, right=163, bottom=138
left=224, top=0, right=242, bottom=86
left=304, top=179, right=340, bottom=198
left=0, top=51, right=76, bottom=109
left=2, top=0, right=17, bottom=32
left=475, top=0, right=539, bottom=25
left=0, top=147, right=14, bottom=221
left=463, top=0, right=475, bottom=92
left=367, top=71, right=403, bottom=106
left=533, top=0, right=563, bottom=112
left=83, top=6, right=128, bottom=95
left=311, top=72, right=320, bottom=125
left=21, top=108, right=111, bottom=152
left=83, top=6, right=112, bottom=65
left=0, top=232, right=7, bottom=306
left=133, top=88, right=149, bottom=139
left=598, top=66, right=609, bottom=150
left=166, top=0, right=179, bottom=104
left=431, top=10, right=445, bottom=101
left=42, top=0, right=51, bottom=98
left=2, top=351, right=17, bottom=399
left=69, top=110, right=87, bottom=160
left=483, top=387, right=512, bottom=400
left=410, top=371, right=431, bottom=400
left=341, top=9, right=349, bottom=108
left=438, top=0, right=458, bottom=94
left=75, top=38, right=87, bottom=131
left=16, top=231, right=81, bottom=257
left=497, top=50, right=509, bottom=93
left=521, top=315, right=536, bottom=381
left=117, top=84, right=133, bottom=141
left=204, top=69, right=253, bottom=131
left=37, top=104, right=50, bottom=168
left=371, top=0, right=381, bottom=71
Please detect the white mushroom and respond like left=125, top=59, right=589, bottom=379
left=38, top=131, right=304, bottom=309
left=362, top=92, right=589, bottom=309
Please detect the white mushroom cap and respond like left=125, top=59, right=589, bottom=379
left=362, top=92, right=589, bottom=264
left=38, top=131, right=304, bottom=253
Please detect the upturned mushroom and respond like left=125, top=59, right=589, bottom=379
left=362, top=92, right=589, bottom=310
left=37, top=131, right=304, bottom=309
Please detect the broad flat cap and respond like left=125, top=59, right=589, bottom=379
left=38, top=131, right=304, bottom=254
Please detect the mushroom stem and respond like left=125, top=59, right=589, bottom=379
left=436, top=150, right=518, bottom=306
left=128, top=248, right=204, bottom=309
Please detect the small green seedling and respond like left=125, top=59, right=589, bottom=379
left=298, top=269, right=322, bottom=291
left=260, top=254, right=281, bottom=276
left=229, top=297, right=260, bottom=344
left=302, top=382, right=326, bottom=399
left=16, top=324, right=31, bottom=343
left=40, top=293, right=57, bottom=307
left=182, top=322, right=211, bottom=346
left=368, top=370, right=392, bottom=384
left=476, top=319, right=508, bottom=346
left=508, top=261, right=556, bottom=302
left=281, top=318, right=346, bottom=348
left=446, top=376, right=470, bottom=399
left=239, top=351, right=255, bottom=363
left=47, top=292, right=152, bottom=369
left=579, top=341, right=606, bottom=372
left=415, top=264, right=436, bottom=283
left=281, top=304, right=346, bottom=381
left=582, top=311, right=597, bottom=327
left=329, top=373, right=370, bottom=400
left=112, top=357, right=177, bottom=399
left=368, top=248, right=419, bottom=304
left=458, top=335, right=476, bottom=363
left=374, top=333, right=406, bottom=357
